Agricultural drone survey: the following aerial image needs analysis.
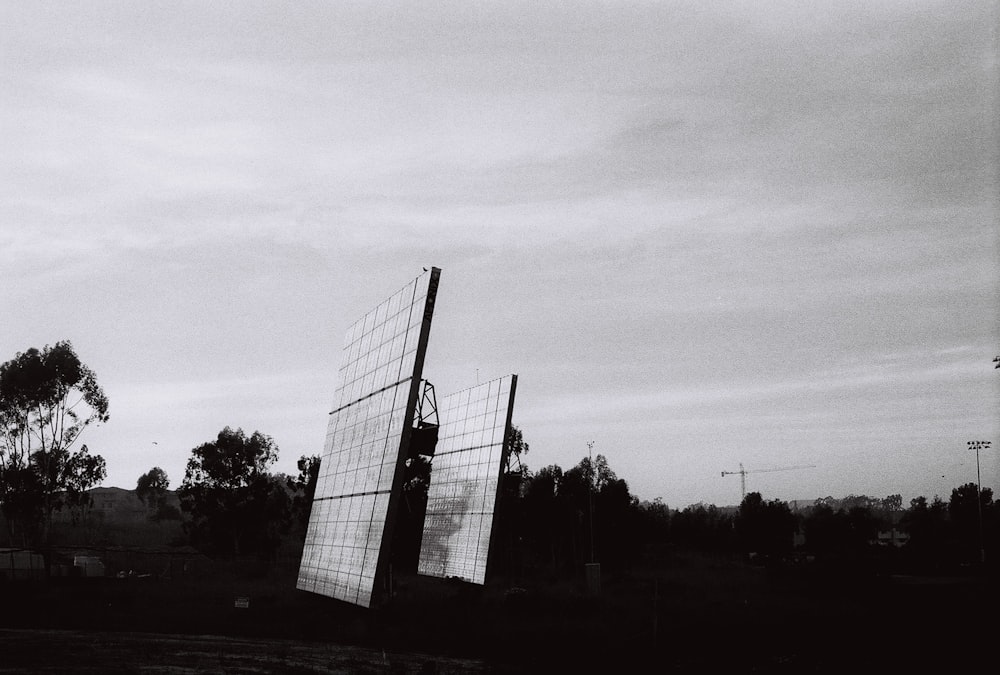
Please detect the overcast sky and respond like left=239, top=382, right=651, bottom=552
left=3, top=1, right=997, bottom=508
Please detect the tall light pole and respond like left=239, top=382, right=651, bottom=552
left=587, top=440, right=595, bottom=564
left=966, top=440, right=991, bottom=564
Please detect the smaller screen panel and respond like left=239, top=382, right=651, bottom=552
left=418, top=374, right=517, bottom=584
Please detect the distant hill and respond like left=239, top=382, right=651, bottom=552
left=48, top=487, right=186, bottom=549
left=50, top=487, right=181, bottom=525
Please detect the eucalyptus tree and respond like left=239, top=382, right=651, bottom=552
left=0, top=341, right=108, bottom=545
left=179, top=426, right=290, bottom=557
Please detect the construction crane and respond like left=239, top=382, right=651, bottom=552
left=721, top=463, right=816, bottom=501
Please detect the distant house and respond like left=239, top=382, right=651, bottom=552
left=72, top=555, right=105, bottom=577
left=786, top=499, right=818, bottom=512
left=876, top=528, right=910, bottom=548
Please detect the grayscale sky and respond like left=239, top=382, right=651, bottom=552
left=3, top=1, right=997, bottom=508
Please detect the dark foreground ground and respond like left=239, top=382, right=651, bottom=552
left=2, top=553, right=997, bottom=673
left=0, top=629, right=491, bottom=674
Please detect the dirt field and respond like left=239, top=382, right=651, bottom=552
left=2, top=554, right=997, bottom=674
left=0, top=629, right=493, bottom=674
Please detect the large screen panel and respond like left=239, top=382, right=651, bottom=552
left=297, top=267, right=440, bottom=607
left=417, top=374, right=517, bottom=584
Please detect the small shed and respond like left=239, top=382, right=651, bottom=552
left=0, top=548, right=45, bottom=581
left=73, top=555, right=105, bottom=577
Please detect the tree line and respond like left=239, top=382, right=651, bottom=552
left=2, top=341, right=997, bottom=576
left=663, top=487, right=998, bottom=571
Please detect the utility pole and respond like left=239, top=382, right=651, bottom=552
left=587, top=440, right=595, bottom=564
left=584, top=440, right=600, bottom=596
left=967, top=440, right=991, bottom=564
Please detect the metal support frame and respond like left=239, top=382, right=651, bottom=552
left=408, top=379, right=440, bottom=459
left=415, top=379, right=439, bottom=429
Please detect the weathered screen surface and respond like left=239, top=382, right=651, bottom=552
left=418, top=374, right=517, bottom=584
